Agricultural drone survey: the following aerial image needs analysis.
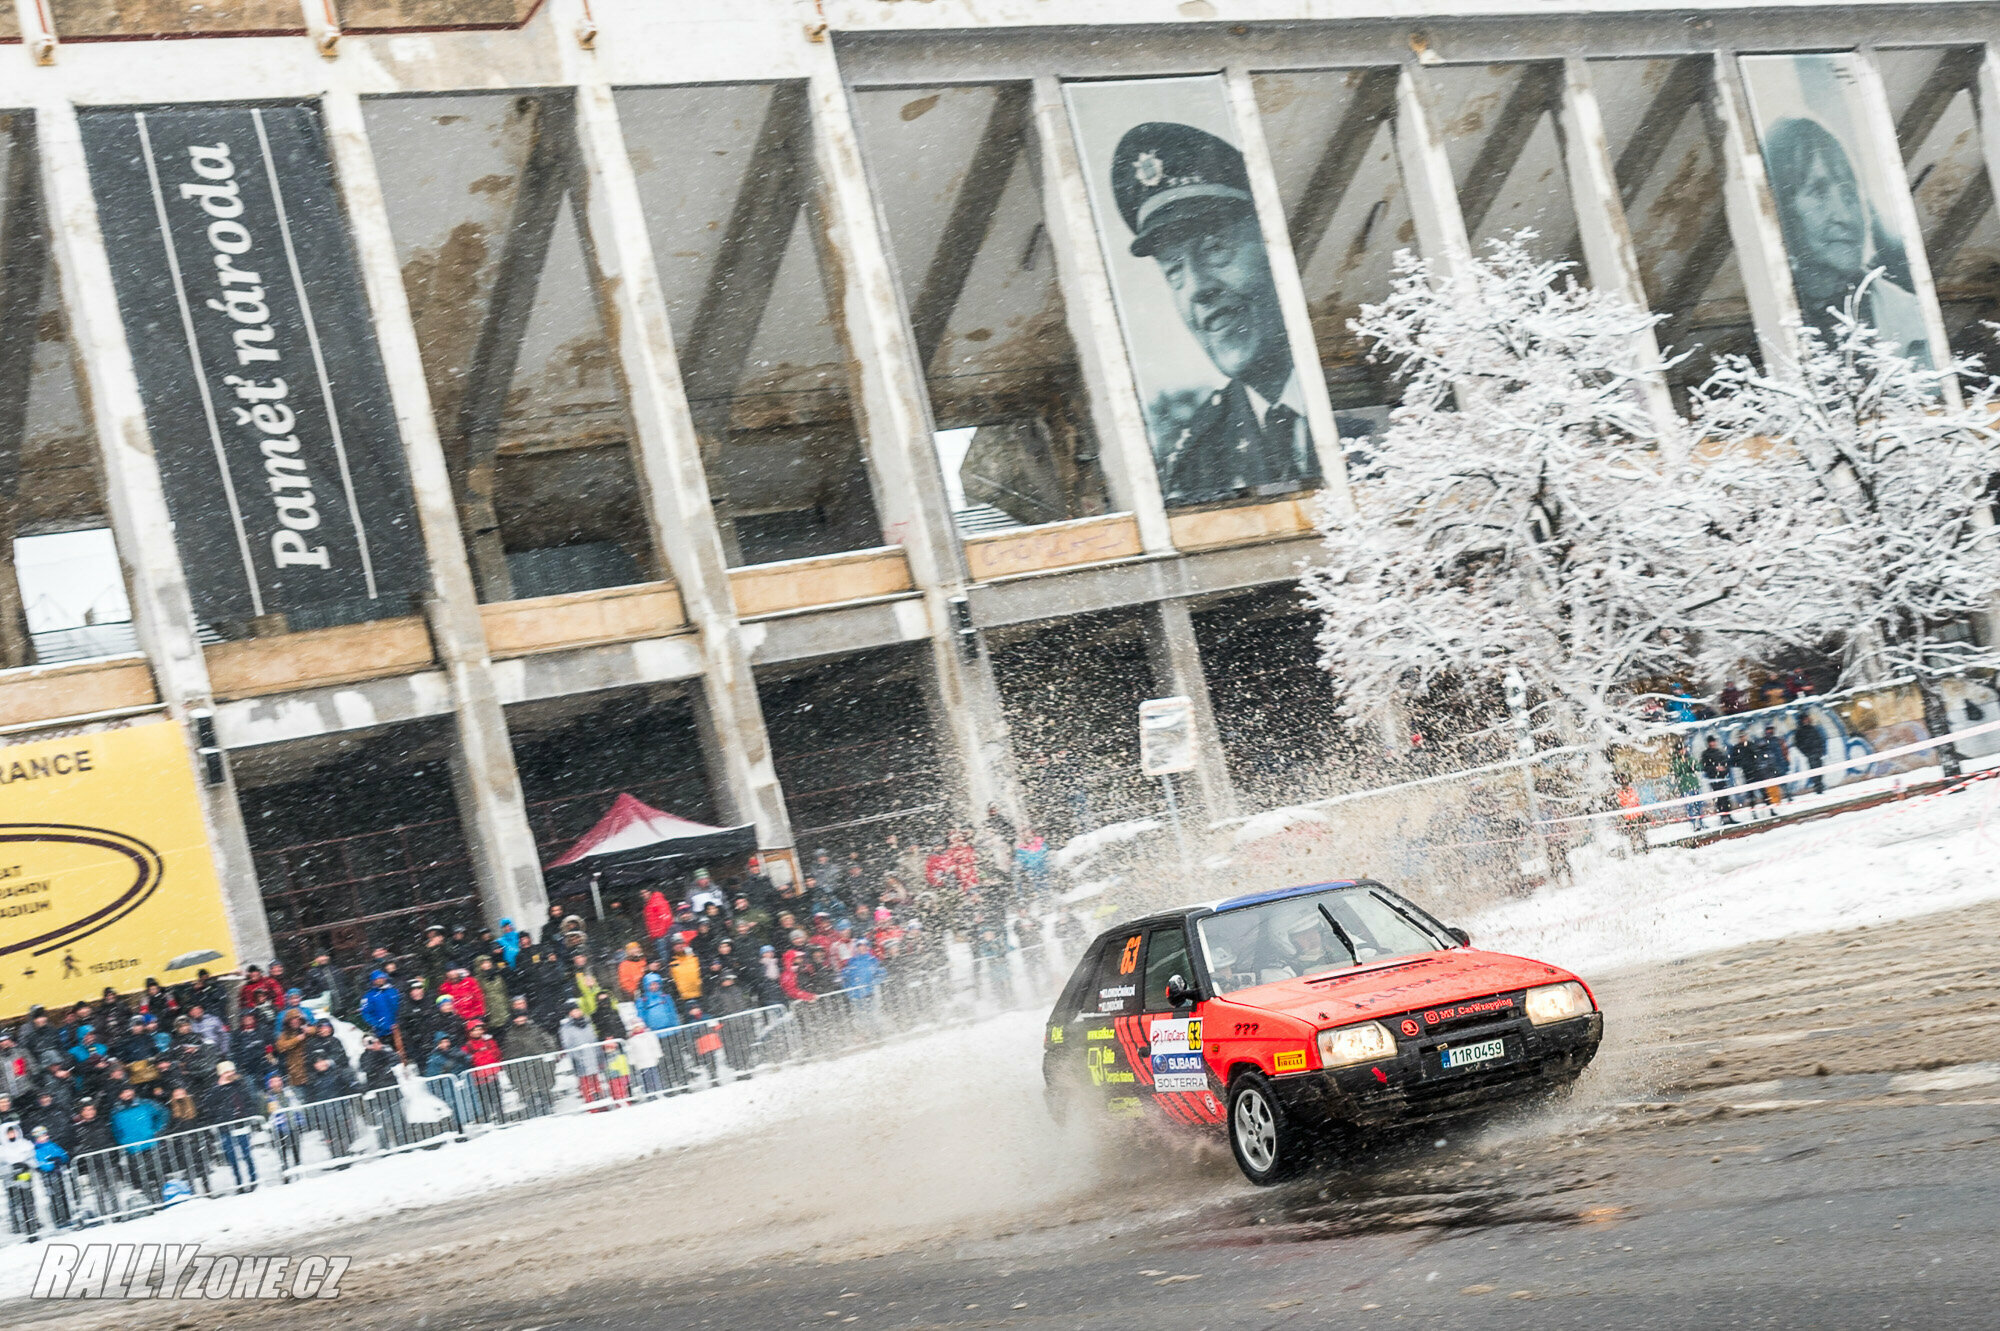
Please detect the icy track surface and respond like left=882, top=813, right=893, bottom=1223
left=3, top=776, right=1994, bottom=1295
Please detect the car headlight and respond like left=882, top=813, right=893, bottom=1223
left=1316, top=1020, right=1397, bottom=1068
left=1523, top=981, right=1593, bottom=1026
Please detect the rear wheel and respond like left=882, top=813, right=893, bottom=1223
left=1228, top=1071, right=1306, bottom=1185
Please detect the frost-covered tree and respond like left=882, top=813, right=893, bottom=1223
left=1691, top=278, right=2000, bottom=684
left=1303, top=237, right=1734, bottom=746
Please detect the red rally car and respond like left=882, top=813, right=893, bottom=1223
left=1044, top=879, right=1602, bottom=1184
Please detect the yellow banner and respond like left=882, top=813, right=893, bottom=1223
left=0, top=719, right=237, bottom=1014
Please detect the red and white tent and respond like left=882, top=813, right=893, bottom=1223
left=544, top=793, right=755, bottom=888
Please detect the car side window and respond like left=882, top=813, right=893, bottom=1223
left=1142, top=926, right=1193, bottom=1012
left=1055, top=941, right=1103, bottom=1020
left=1091, top=929, right=1145, bottom=1014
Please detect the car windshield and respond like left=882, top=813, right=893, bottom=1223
left=1196, top=886, right=1452, bottom=995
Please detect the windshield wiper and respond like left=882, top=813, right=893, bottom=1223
left=1316, top=903, right=1361, bottom=966
left=1369, top=889, right=1451, bottom=949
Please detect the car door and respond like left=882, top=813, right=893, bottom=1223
left=1136, top=923, right=1224, bottom=1125
left=1049, top=929, right=1148, bottom=1116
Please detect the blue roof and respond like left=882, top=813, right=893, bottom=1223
left=1212, top=880, right=1359, bottom=913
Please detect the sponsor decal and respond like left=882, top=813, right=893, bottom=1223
left=1097, top=984, right=1136, bottom=1000
left=1422, top=996, right=1516, bottom=1025
left=1086, top=1046, right=1120, bottom=1085
left=1149, top=1017, right=1209, bottom=1093
left=1274, top=1049, right=1308, bottom=1073
left=1149, top=1017, right=1201, bottom=1056
left=1400, top=1018, right=1421, bottom=1038
left=1151, top=1050, right=1207, bottom=1094
left=1086, top=1026, right=1116, bottom=1041
left=1049, top=1026, right=1064, bottom=1044
left=1106, top=1096, right=1144, bottom=1117
left=1103, top=1071, right=1135, bottom=1084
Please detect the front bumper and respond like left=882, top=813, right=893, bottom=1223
left=1272, top=1011, right=1603, bottom=1130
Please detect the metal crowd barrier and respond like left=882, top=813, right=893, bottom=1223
left=2, top=965, right=1010, bottom=1244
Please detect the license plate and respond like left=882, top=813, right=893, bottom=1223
left=1440, top=1037, right=1507, bottom=1070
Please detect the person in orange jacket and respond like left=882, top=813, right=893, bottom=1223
left=616, top=942, right=648, bottom=999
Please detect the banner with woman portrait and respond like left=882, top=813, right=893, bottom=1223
left=1064, top=76, right=1323, bottom=509
left=1738, top=54, right=1938, bottom=366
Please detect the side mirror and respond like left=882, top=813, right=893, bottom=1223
left=1164, top=976, right=1196, bottom=1008
left=1447, top=927, right=1471, bottom=947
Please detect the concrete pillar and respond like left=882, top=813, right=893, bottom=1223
left=565, top=73, right=793, bottom=848
left=34, top=96, right=274, bottom=964
left=1704, top=52, right=1805, bottom=376
left=1853, top=48, right=1960, bottom=402
left=1393, top=64, right=1476, bottom=281
left=321, top=90, right=548, bottom=933
left=1973, top=46, right=2000, bottom=237
left=1143, top=599, right=1238, bottom=821
left=1029, top=75, right=1176, bottom=555
left=1557, top=58, right=1682, bottom=439
left=1224, top=67, right=1357, bottom=522
left=802, top=62, right=1024, bottom=826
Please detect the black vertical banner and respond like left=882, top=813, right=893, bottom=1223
left=78, top=102, right=423, bottom=626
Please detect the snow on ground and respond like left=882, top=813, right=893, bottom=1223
left=1469, top=769, right=2000, bottom=976
left=5, top=776, right=1995, bottom=1287
left=0, top=1010, right=1042, bottom=1300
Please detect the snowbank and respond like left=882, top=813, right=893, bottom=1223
left=1468, top=774, right=2000, bottom=975
left=0, top=1011, right=1039, bottom=1300
left=1054, top=817, right=1162, bottom=869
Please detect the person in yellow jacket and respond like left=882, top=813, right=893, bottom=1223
left=668, top=942, right=703, bottom=1004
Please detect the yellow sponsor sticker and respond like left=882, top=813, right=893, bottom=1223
left=1274, top=1049, right=1309, bottom=1073
left=1049, top=1026, right=1064, bottom=1044
left=1086, top=1027, right=1116, bottom=1041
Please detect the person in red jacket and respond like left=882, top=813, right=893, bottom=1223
left=779, top=949, right=820, bottom=1003
left=643, top=888, right=673, bottom=960
left=464, top=1023, right=502, bottom=1084
left=924, top=829, right=979, bottom=893
left=238, top=966, right=286, bottom=1012
left=439, top=968, right=487, bottom=1025
left=462, top=1022, right=502, bottom=1122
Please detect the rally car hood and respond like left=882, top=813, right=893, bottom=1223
left=1222, top=948, right=1577, bottom=1023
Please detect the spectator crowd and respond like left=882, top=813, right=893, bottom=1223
left=2, top=815, right=1084, bottom=1242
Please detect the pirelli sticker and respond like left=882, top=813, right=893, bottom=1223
left=1274, top=1049, right=1309, bottom=1073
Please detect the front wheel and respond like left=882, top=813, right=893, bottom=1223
left=1227, top=1071, right=1306, bottom=1186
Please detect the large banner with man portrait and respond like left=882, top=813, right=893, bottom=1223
left=1065, top=77, right=1322, bottom=509
left=1738, top=54, right=1936, bottom=366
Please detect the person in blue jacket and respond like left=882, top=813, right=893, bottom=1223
left=635, top=969, right=680, bottom=1034
left=110, top=1086, right=170, bottom=1202
left=30, top=1125, right=72, bottom=1229
left=360, top=971, right=403, bottom=1044
left=840, top=941, right=886, bottom=996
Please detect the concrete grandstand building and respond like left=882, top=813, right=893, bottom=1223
left=1, top=0, right=1992, bottom=973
